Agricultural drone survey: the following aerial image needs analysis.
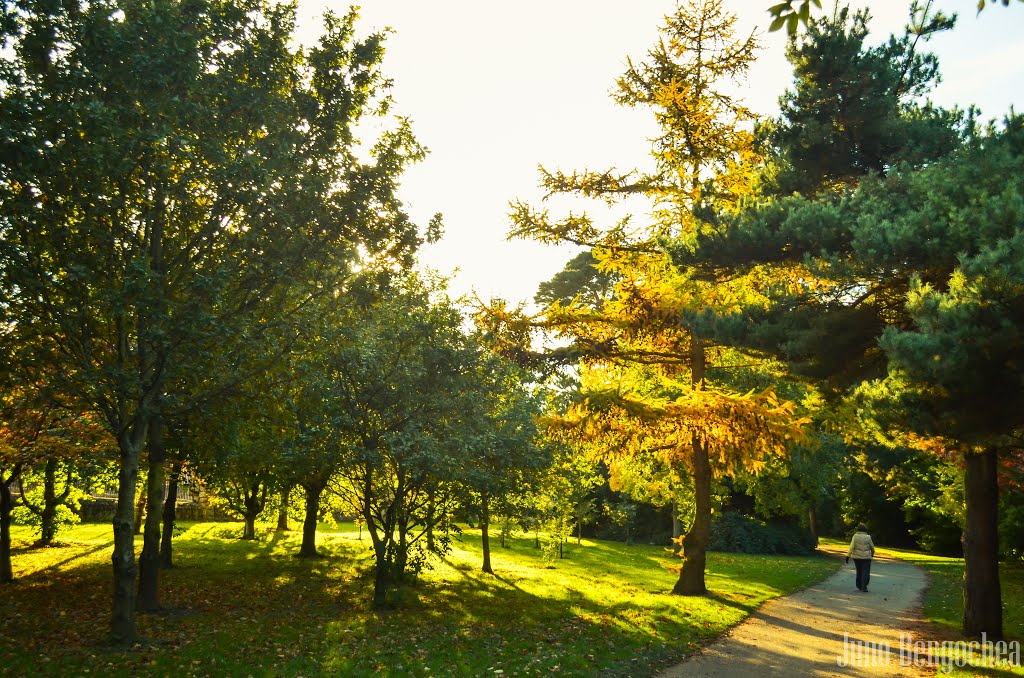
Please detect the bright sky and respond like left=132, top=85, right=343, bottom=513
left=293, top=1, right=1024, bottom=306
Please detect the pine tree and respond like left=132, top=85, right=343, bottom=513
left=683, top=4, right=1021, bottom=636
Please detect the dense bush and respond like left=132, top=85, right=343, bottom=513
left=708, top=512, right=816, bottom=555
left=78, top=498, right=117, bottom=523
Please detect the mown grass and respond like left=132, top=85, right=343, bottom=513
left=1, top=522, right=838, bottom=677
left=824, top=537, right=1024, bottom=677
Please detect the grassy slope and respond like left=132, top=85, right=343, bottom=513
left=879, top=546, right=1024, bottom=678
left=1, top=522, right=838, bottom=677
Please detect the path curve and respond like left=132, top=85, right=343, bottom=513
left=658, top=549, right=931, bottom=677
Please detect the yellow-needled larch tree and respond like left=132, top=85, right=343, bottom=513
left=484, top=0, right=812, bottom=595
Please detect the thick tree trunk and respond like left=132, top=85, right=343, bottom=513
left=160, top=458, right=182, bottom=568
left=963, top=448, right=1002, bottom=638
left=808, top=506, right=819, bottom=546
left=362, top=467, right=390, bottom=609
left=674, top=335, right=709, bottom=596
left=481, top=494, right=493, bottom=574
left=1, top=469, right=19, bottom=583
left=674, top=435, right=711, bottom=595
left=137, top=417, right=166, bottom=612
left=276, top=486, right=290, bottom=531
left=38, top=458, right=58, bottom=546
left=577, top=512, right=583, bottom=545
left=111, top=427, right=145, bottom=645
left=299, top=482, right=323, bottom=557
left=243, top=514, right=257, bottom=540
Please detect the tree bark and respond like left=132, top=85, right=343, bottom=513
left=243, top=514, right=257, bottom=540
left=808, top=506, right=819, bottom=546
left=137, top=416, right=166, bottom=612
left=276, top=485, right=290, bottom=531
left=160, top=458, right=182, bottom=568
left=299, top=482, right=323, bottom=557
left=111, top=425, right=146, bottom=645
left=963, top=448, right=1002, bottom=638
left=674, top=334, right=709, bottom=596
left=481, top=494, right=493, bottom=574
left=674, top=434, right=711, bottom=595
left=362, top=466, right=390, bottom=609
left=1, top=467, right=20, bottom=583
left=39, top=458, right=58, bottom=546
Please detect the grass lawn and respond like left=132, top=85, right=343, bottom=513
left=823, top=537, right=1024, bottom=677
left=1, top=522, right=838, bottom=677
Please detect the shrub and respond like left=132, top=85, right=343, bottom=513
left=708, top=511, right=816, bottom=555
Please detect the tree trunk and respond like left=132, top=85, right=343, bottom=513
left=1, top=469, right=19, bottom=583
left=160, top=458, right=182, bottom=568
left=243, top=514, right=257, bottom=540
left=137, top=416, right=166, bottom=613
left=39, top=458, right=58, bottom=546
left=674, top=335, right=709, bottom=596
left=276, top=485, right=290, bottom=531
left=481, top=494, right=493, bottom=574
left=577, top=513, right=583, bottom=545
left=675, top=435, right=711, bottom=595
left=111, top=426, right=146, bottom=645
left=299, top=482, right=323, bottom=557
left=362, top=466, right=390, bottom=609
left=963, top=448, right=1002, bottom=638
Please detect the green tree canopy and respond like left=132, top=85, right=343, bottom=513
left=0, top=0, right=425, bottom=643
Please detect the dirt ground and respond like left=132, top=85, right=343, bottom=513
left=658, top=546, right=933, bottom=677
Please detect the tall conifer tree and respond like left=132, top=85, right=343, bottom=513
left=490, top=0, right=809, bottom=595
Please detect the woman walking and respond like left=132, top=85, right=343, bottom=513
left=846, top=523, right=875, bottom=592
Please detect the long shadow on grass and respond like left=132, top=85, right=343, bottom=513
left=324, top=568, right=701, bottom=678
left=18, top=539, right=115, bottom=580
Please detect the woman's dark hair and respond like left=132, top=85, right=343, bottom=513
left=857, top=523, right=868, bottom=532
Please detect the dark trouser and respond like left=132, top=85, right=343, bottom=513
left=854, top=558, right=872, bottom=590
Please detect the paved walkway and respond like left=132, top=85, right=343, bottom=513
left=658, top=550, right=930, bottom=677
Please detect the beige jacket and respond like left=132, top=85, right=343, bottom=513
left=848, top=531, right=875, bottom=560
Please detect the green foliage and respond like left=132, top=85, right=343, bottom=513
left=767, top=0, right=821, bottom=34
left=707, top=511, right=816, bottom=555
left=534, top=250, right=618, bottom=308
left=11, top=489, right=83, bottom=540
left=540, top=537, right=562, bottom=565
left=770, top=4, right=960, bottom=196
left=0, top=0, right=428, bottom=639
left=999, top=490, right=1024, bottom=560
